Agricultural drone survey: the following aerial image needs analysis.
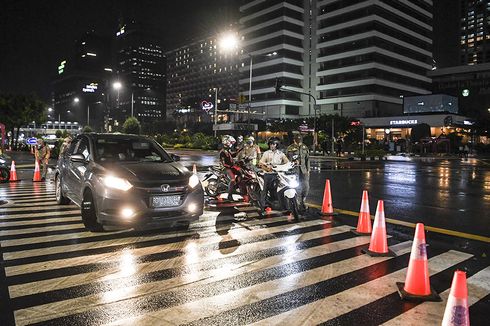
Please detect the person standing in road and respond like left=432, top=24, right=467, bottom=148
left=35, top=139, right=51, bottom=181
left=259, top=138, right=289, bottom=211
left=219, top=135, right=245, bottom=201
left=59, top=134, right=72, bottom=157
left=287, top=134, right=310, bottom=212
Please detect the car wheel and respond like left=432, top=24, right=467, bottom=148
left=55, top=175, right=70, bottom=205
left=81, top=190, right=104, bottom=232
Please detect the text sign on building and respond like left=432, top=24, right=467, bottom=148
left=389, top=119, right=418, bottom=126
left=82, top=83, right=98, bottom=93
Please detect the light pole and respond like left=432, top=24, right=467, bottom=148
left=214, top=88, right=218, bottom=137
left=112, top=81, right=134, bottom=117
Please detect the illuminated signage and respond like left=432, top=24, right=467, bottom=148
left=389, top=119, right=418, bottom=125
left=201, top=100, right=214, bottom=112
left=82, top=83, right=98, bottom=93
left=463, top=120, right=474, bottom=126
left=116, top=26, right=126, bottom=36
left=58, top=60, right=66, bottom=75
left=462, top=89, right=470, bottom=97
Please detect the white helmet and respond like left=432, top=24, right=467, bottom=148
left=222, top=135, right=236, bottom=148
left=237, top=135, right=243, bottom=142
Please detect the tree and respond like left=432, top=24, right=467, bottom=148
left=82, top=126, right=93, bottom=133
left=0, top=94, right=47, bottom=149
left=122, top=117, right=141, bottom=135
left=410, top=123, right=431, bottom=142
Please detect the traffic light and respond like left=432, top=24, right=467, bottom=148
left=275, top=78, right=283, bottom=94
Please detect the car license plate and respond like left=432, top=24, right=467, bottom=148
left=151, top=195, right=181, bottom=207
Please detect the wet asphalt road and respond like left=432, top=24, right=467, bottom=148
left=173, top=150, right=490, bottom=239
left=1, top=151, right=489, bottom=325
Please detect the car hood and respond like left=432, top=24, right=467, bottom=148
left=99, top=161, right=190, bottom=183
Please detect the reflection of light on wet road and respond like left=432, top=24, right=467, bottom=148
left=183, top=242, right=201, bottom=282
left=438, top=166, right=450, bottom=189
left=101, top=249, right=136, bottom=303
left=383, top=164, right=416, bottom=184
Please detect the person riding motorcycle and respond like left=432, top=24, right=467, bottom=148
left=258, top=137, right=289, bottom=210
left=237, top=136, right=260, bottom=166
left=219, top=135, right=246, bottom=201
left=287, top=133, right=310, bottom=212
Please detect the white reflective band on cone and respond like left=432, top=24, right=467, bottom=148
left=442, top=297, right=469, bottom=326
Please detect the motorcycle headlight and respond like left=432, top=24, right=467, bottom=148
left=188, top=174, right=200, bottom=188
left=102, top=175, right=133, bottom=191
left=288, top=175, right=299, bottom=188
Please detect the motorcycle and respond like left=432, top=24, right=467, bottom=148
left=201, top=164, right=231, bottom=197
left=0, top=155, right=10, bottom=183
left=261, top=161, right=300, bottom=220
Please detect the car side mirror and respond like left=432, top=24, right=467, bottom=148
left=70, top=153, right=87, bottom=163
left=171, top=154, right=180, bottom=161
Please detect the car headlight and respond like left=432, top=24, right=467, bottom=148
left=102, top=175, right=133, bottom=191
left=188, top=174, right=200, bottom=188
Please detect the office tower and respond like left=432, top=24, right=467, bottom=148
left=52, top=31, right=112, bottom=131
left=114, top=20, right=166, bottom=128
left=239, top=0, right=434, bottom=118
left=166, top=35, right=240, bottom=124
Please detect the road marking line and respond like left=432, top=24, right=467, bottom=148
left=307, top=203, right=490, bottom=244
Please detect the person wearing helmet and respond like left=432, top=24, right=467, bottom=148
left=287, top=133, right=310, bottom=213
left=258, top=137, right=289, bottom=211
left=235, top=135, right=244, bottom=152
left=237, top=136, right=260, bottom=165
left=219, top=135, right=244, bottom=201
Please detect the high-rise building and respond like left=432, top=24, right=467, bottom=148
left=113, top=20, right=166, bottom=127
left=460, top=0, right=490, bottom=65
left=239, top=0, right=434, bottom=119
left=165, top=35, right=240, bottom=124
left=52, top=31, right=112, bottom=131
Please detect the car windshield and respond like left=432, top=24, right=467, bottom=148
left=94, top=137, right=171, bottom=163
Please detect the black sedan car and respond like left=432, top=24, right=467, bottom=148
left=55, top=133, right=204, bottom=231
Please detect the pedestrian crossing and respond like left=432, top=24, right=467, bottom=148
left=0, top=182, right=488, bottom=326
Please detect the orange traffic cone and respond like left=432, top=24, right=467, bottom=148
left=442, top=270, right=469, bottom=326
left=321, top=179, right=336, bottom=215
left=192, top=164, right=197, bottom=174
left=353, top=190, right=371, bottom=235
left=396, top=223, right=441, bottom=301
left=9, top=161, right=19, bottom=182
left=32, top=160, right=42, bottom=182
left=363, top=200, right=395, bottom=256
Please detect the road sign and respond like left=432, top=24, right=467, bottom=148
left=26, top=137, right=38, bottom=145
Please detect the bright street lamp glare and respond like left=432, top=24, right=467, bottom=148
left=219, top=33, right=238, bottom=52
left=113, top=81, right=122, bottom=90
left=73, top=97, right=80, bottom=103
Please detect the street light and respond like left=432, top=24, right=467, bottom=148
left=112, top=81, right=134, bottom=117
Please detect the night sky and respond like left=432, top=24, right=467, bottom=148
left=0, top=0, right=459, bottom=103
left=0, top=0, right=240, bottom=101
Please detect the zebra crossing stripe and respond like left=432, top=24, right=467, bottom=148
left=6, top=226, right=355, bottom=295
left=0, top=201, right=59, bottom=208
left=11, top=234, right=393, bottom=325
left=106, top=241, right=413, bottom=326
left=0, top=216, right=81, bottom=230
left=4, top=222, right=348, bottom=277
left=250, top=251, right=472, bottom=326
left=381, top=266, right=490, bottom=325
left=0, top=207, right=78, bottom=217
left=0, top=204, right=75, bottom=213
left=1, top=218, right=334, bottom=260
left=0, top=219, right=83, bottom=232
left=4, top=197, right=56, bottom=204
